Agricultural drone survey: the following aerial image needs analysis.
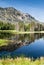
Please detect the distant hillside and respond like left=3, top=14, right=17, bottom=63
left=0, top=7, right=44, bottom=31
left=0, top=7, right=38, bottom=23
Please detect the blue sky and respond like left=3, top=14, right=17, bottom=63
left=0, top=0, right=44, bottom=22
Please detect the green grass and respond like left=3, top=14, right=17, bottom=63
left=0, top=57, right=44, bottom=65
left=0, top=30, right=44, bottom=34
left=0, top=39, right=11, bottom=46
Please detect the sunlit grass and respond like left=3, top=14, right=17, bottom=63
left=0, top=30, right=44, bottom=34
left=0, top=57, right=44, bottom=65
left=0, top=39, right=11, bottom=46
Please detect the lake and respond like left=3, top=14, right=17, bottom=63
left=0, top=33, right=44, bottom=59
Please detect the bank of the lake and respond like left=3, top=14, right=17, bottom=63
left=0, top=57, right=44, bottom=65
left=0, top=30, right=44, bottom=34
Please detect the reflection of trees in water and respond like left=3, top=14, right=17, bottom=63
left=15, top=33, right=44, bottom=43
left=0, top=33, right=44, bottom=51
left=0, top=32, right=44, bottom=43
left=0, top=32, right=14, bottom=39
left=34, top=33, right=44, bottom=39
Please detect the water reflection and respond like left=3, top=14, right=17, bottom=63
left=11, top=33, right=44, bottom=44
left=11, top=38, right=44, bottom=59
left=0, top=33, right=44, bottom=58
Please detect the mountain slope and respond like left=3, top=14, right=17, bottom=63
left=0, top=7, right=38, bottom=23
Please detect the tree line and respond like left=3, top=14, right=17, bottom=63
left=0, top=21, right=15, bottom=30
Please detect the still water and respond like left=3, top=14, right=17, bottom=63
left=0, top=33, right=44, bottom=58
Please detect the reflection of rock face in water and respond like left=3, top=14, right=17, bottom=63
left=0, top=38, right=44, bottom=59
left=0, top=33, right=44, bottom=51
left=0, top=40, right=30, bottom=51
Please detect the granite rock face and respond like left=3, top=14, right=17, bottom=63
left=0, top=7, right=38, bottom=23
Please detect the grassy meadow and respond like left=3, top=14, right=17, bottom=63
left=0, top=30, right=44, bottom=34
left=0, top=57, right=44, bottom=65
